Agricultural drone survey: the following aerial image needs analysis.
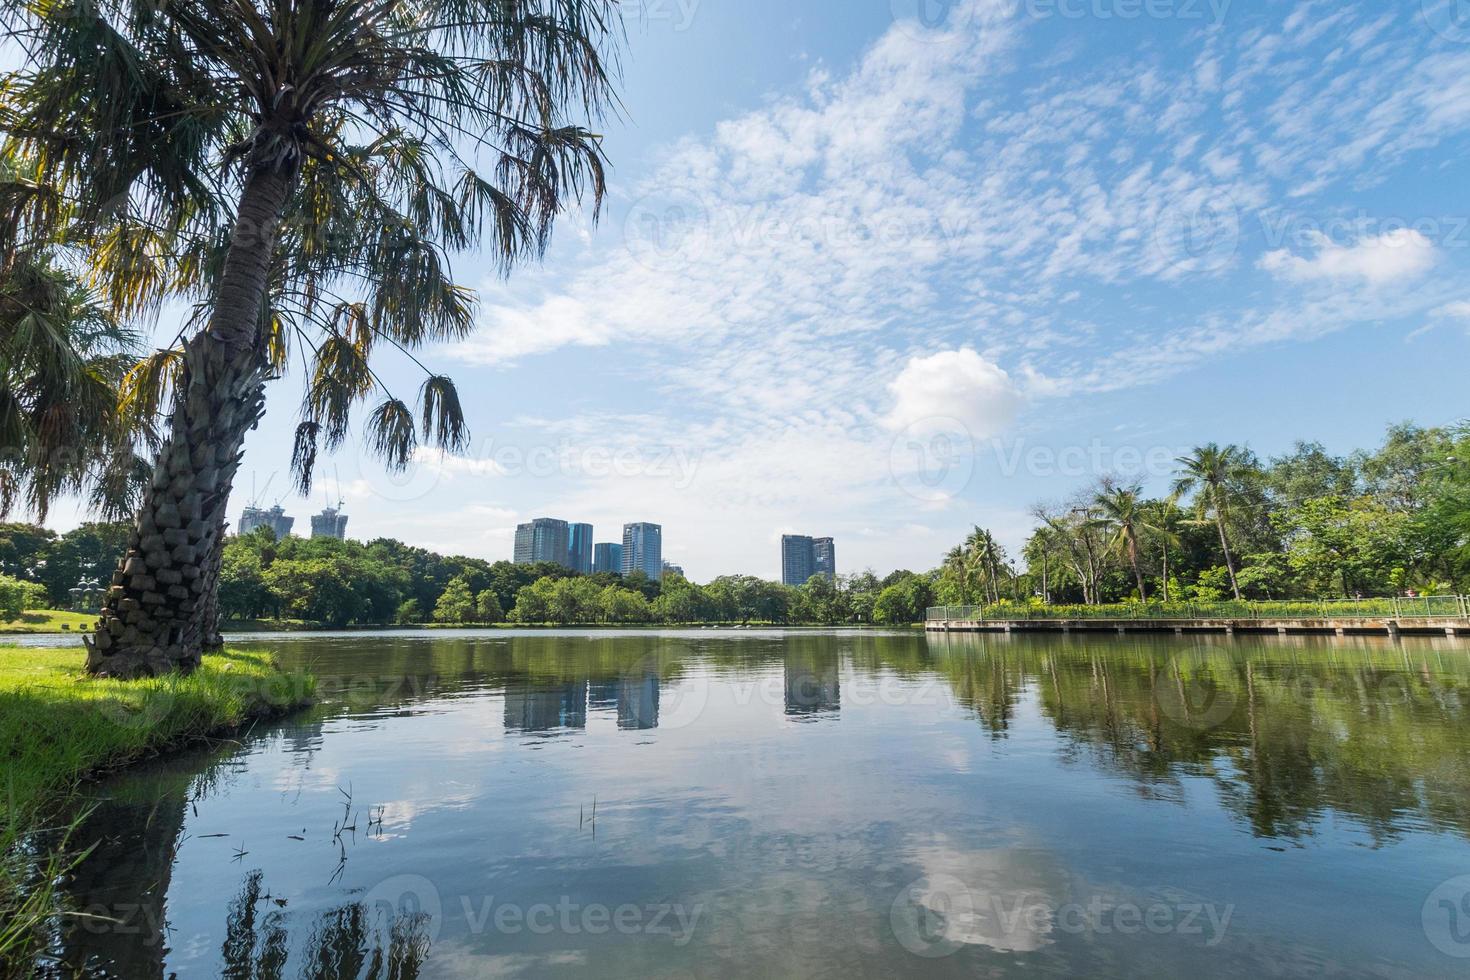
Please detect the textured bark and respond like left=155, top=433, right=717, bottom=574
left=86, top=167, right=290, bottom=678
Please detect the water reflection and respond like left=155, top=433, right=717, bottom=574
left=38, top=630, right=1470, bottom=978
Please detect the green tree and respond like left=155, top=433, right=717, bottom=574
left=475, top=590, right=504, bottom=625
left=3, top=0, right=623, bottom=675
left=1093, top=482, right=1152, bottom=601
left=1174, top=444, right=1250, bottom=600
left=433, top=576, right=477, bottom=625
left=599, top=585, right=650, bottom=623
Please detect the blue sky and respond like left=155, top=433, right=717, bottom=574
left=49, top=0, right=1470, bottom=580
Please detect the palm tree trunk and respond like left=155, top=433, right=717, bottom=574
left=1213, top=502, right=1243, bottom=600
left=1128, top=532, right=1147, bottom=601
left=86, top=167, right=291, bottom=678
left=1161, top=546, right=1170, bottom=602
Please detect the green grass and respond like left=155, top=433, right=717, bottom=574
left=0, top=609, right=97, bottom=634
left=0, top=646, right=313, bottom=973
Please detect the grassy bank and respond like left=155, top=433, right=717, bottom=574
left=0, top=609, right=96, bottom=634
left=0, top=646, right=314, bottom=972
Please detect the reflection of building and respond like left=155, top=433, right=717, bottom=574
left=514, top=517, right=571, bottom=566
left=239, top=504, right=294, bottom=539
left=781, top=534, right=835, bottom=585
left=588, top=670, right=660, bottom=730
left=503, top=681, right=588, bottom=732
left=568, top=523, right=595, bottom=574
left=622, top=522, right=663, bottom=580
left=593, top=542, right=623, bottom=574
left=310, top=507, right=349, bottom=540
left=784, top=657, right=840, bottom=719
left=662, top=561, right=685, bottom=579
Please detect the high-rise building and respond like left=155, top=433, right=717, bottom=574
left=781, top=534, right=814, bottom=586
left=781, top=534, right=835, bottom=585
left=239, top=504, right=294, bottom=539
left=593, top=542, right=623, bottom=574
left=812, top=537, right=835, bottom=581
left=568, top=523, right=594, bottom=574
left=621, top=522, right=663, bottom=580
left=310, top=507, right=349, bottom=540
left=661, top=561, right=685, bottom=579
left=514, top=518, right=571, bottom=567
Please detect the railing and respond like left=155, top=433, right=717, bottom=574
left=926, top=596, right=1470, bottom=623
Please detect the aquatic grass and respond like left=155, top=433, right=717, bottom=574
left=0, top=646, right=313, bottom=975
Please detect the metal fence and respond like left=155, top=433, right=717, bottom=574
left=926, top=596, right=1470, bottom=623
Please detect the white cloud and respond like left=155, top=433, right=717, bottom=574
left=1432, top=300, right=1470, bottom=320
left=1259, top=229, right=1437, bottom=285
left=883, top=348, right=1022, bottom=439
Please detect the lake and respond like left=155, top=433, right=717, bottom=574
left=43, top=629, right=1470, bottom=977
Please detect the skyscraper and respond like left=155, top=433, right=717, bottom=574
left=812, top=537, right=835, bottom=581
left=593, top=542, right=623, bottom=574
left=568, top=523, right=594, bottom=574
left=239, top=504, right=294, bottom=539
left=621, top=522, right=663, bottom=580
left=781, top=534, right=836, bottom=585
left=310, top=507, right=349, bottom=540
left=513, top=518, right=571, bottom=567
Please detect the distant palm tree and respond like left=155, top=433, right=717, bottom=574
left=3, top=0, right=622, bottom=676
left=1141, top=496, right=1186, bottom=602
left=1174, top=444, right=1247, bottom=600
left=1093, top=482, right=1150, bottom=601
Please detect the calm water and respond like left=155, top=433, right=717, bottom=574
left=44, top=629, right=1470, bottom=978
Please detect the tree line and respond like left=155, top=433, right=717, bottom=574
left=939, top=422, right=1470, bottom=607
left=0, top=522, right=936, bottom=628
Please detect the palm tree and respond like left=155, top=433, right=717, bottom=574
left=0, top=243, right=147, bottom=522
left=1174, top=444, right=1246, bottom=600
left=1141, top=496, right=1186, bottom=602
left=1093, top=482, right=1149, bottom=601
left=3, top=0, right=622, bottom=676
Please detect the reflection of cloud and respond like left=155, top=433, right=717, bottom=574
left=902, top=839, right=1060, bottom=954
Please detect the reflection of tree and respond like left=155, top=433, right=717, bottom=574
left=922, top=632, right=1470, bottom=843
left=220, top=871, right=429, bottom=980
left=220, top=872, right=287, bottom=979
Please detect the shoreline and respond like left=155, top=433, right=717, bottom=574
left=0, top=648, right=315, bottom=973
